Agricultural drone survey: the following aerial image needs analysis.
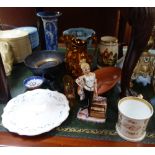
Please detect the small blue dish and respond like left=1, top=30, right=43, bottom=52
left=23, top=76, right=45, bottom=90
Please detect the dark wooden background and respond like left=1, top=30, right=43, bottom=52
left=0, top=7, right=131, bottom=43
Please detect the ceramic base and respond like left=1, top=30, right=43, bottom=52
left=77, top=108, right=106, bottom=123
left=116, top=124, right=146, bottom=142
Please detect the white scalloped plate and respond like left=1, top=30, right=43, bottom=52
left=1, top=89, right=70, bottom=136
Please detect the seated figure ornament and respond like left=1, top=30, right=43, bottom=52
left=132, top=52, right=154, bottom=86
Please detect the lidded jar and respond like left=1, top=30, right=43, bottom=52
left=97, top=36, right=118, bottom=68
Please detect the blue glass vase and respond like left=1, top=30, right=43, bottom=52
left=37, top=11, right=62, bottom=51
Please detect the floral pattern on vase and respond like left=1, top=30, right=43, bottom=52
left=37, top=11, right=62, bottom=51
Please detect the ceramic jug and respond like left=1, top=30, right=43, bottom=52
left=63, top=28, right=97, bottom=77
left=97, top=36, right=118, bottom=68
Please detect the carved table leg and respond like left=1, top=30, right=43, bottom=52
left=120, top=8, right=154, bottom=97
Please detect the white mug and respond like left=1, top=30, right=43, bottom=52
left=116, top=96, right=153, bottom=142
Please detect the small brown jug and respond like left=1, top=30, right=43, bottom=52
left=63, top=28, right=97, bottom=78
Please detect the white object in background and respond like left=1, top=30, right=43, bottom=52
left=1, top=89, right=70, bottom=136
left=116, top=46, right=128, bottom=69
left=0, top=41, right=14, bottom=76
left=0, top=29, right=32, bottom=63
left=116, top=96, right=153, bottom=142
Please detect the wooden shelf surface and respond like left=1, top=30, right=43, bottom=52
left=0, top=132, right=155, bottom=147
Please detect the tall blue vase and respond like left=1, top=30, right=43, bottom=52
left=37, top=11, right=62, bottom=51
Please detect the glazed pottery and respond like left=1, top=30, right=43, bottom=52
left=94, top=67, right=121, bottom=95
left=0, top=29, right=32, bottom=63
left=63, top=27, right=97, bottom=77
left=23, top=76, right=45, bottom=90
left=24, top=50, right=64, bottom=76
left=37, top=11, right=62, bottom=51
left=15, top=26, right=39, bottom=49
left=132, top=51, right=155, bottom=86
left=0, top=41, right=14, bottom=76
left=97, top=36, right=118, bottom=68
left=116, top=96, right=153, bottom=142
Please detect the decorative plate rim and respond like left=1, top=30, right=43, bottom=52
left=1, top=89, right=70, bottom=136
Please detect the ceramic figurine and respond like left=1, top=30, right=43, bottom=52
left=132, top=52, right=154, bottom=78
left=63, top=75, right=76, bottom=108
left=89, top=96, right=107, bottom=120
left=0, top=41, right=14, bottom=76
left=75, top=59, right=98, bottom=115
left=76, top=59, right=108, bottom=123
left=135, top=75, right=151, bottom=86
left=132, top=52, right=154, bottom=86
left=77, top=96, right=107, bottom=123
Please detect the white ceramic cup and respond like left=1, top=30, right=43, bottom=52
left=116, top=96, right=153, bottom=142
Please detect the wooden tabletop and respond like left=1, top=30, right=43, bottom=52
left=0, top=132, right=155, bottom=147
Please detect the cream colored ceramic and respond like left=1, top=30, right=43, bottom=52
left=97, top=36, right=118, bottom=67
left=0, top=41, right=14, bottom=76
left=116, top=96, right=153, bottom=142
left=0, top=30, right=32, bottom=63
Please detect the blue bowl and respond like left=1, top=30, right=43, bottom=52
left=24, top=50, right=64, bottom=76
left=63, top=27, right=96, bottom=47
left=23, top=76, right=45, bottom=90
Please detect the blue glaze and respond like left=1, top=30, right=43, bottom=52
left=63, top=27, right=95, bottom=47
left=15, top=26, right=39, bottom=49
left=24, top=50, right=64, bottom=76
left=37, top=11, right=62, bottom=51
left=23, top=76, right=44, bottom=89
